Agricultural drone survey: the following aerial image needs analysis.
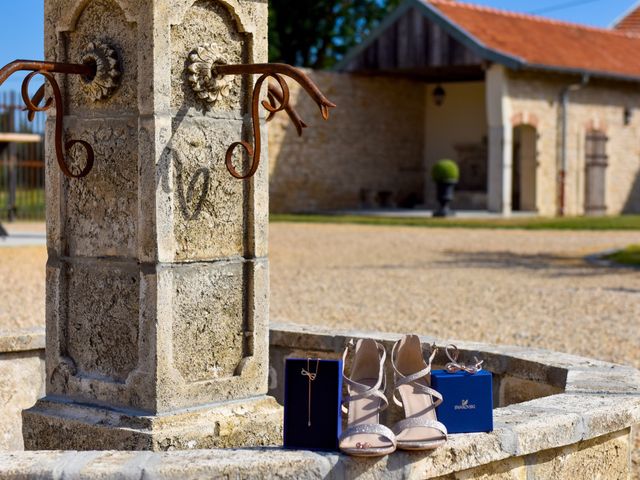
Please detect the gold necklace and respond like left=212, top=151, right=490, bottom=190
left=301, top=358, right=320, bottom=427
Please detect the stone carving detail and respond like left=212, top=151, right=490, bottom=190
left=49, top=358, right=77, bottom=390
left=187, top=45, right=231, bottom=106
left=172, top=262, right=246, bottom=383
left=64, top=120, right=138, bottom=258
left=65, top=262, right=140, bottom=384
left=80, top=42, right=121, bottom=101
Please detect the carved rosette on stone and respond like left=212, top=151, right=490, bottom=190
left=187, top=45, right=231, bottom=106
left=80, top=42, right=121, bottom=101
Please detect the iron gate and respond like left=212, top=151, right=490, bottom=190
left=0, top=90, right=45, bottom=221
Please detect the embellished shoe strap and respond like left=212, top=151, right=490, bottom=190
left=392, top=418, right=447, bottom=439
left=391, top=340, right=442, bottom=409
left=339, top=422, right=397, bottom=449
left=341, top=339, right=389, bottom=414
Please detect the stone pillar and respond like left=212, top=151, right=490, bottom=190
left=23, top=0, right=281, bottom=450
left=486, top=64, right=513, bottom=215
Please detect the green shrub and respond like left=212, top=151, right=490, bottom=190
left=606, top=244, right=640, bottom=266
left=431, top=159, right=459, bottom=183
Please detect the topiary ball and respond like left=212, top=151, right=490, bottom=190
left=431, top=159, right=459, bottom=183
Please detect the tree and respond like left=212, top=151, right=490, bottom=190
left=268, top=0, right=402, bottom=69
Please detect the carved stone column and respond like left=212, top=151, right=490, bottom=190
left=22, top=0, right=281, bottom=450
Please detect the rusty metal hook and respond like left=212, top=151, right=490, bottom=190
left=267, top=80, right=308, bottom=136
left=213, top=63, right=336, bottom=180
left=0, top=59, right=96, bottom=178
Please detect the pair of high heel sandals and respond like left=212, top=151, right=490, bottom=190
left=339, top=335, right=447, bottom=456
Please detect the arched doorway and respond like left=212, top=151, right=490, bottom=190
left=511, top=124, right=537, bottom=211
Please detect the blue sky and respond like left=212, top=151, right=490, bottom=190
left=0, top=0, right=638, bottom=90
left=470, top=0, right=638, bottom=25
left=0, top=1, right=45, bottom=91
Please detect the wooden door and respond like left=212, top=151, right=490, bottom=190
left=512, top=125, right=537, bottom=211
left=584, top=131, right=608, bottom=215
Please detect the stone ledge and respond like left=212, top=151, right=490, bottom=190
left=22, top=395, right=283, bottom=451
left=265, top=323, right=640, bottom=475
left=0, top=429, right=631, bottom=479
left=269, top=323, right=640, bottom=386
left=2, top=324, right=639, bottom=478
left=0, top=327, right=46, bottom=450
left=0, top=327, right=45, bottom=353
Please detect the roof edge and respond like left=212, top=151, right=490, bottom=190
left=334, top=0, right=525, bottom=71
left=523, top=63, right=640, bottom=84
left=414, top=0, right=525, bottom=68
left=334, top=0, right=640, bottom=84
left=610, top=0, right=640, bottom=29
left=333, top=1, right=414, bottom=71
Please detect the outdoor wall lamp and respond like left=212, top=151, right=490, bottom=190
left=433, top=84, right=446, bottom=107
left=187, top=46, right=336, bottom=179
left=0, top=43, right=120, bottom=178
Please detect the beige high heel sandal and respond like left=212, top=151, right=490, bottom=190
left=339, top=339, right=397, bottom=457
left=391, top=335, right=447, bottom=450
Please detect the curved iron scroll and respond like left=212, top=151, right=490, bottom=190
left=214, top=63, right=336, bottom=180
left=0, top=60, right=96, bottom=178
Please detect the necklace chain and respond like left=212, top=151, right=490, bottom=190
left=301, top=358, right=320, bottom=427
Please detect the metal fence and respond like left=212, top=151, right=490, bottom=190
left=0, top=90, right=46, bottom=221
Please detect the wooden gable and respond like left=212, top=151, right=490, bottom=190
left=339, top=5, right=485, bottom=81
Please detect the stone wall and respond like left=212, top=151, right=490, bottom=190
left=2, top=324, right=640, bottom=478
left=0, top=329, right=45, bottom=450
left=268, top=71, right=427, bottom=212
left=435, top=429, right=631, bottom=480
left=0, top=430, right=632, bottom=479
left=507, top=70, right=640, bottom=216
left=270, top=69, right=640, bottom=216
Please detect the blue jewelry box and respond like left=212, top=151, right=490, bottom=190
left=283, top=358, right=343, bottom=451
left=431, top=369, right=493, bottom=434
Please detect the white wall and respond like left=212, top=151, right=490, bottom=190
left=486, top=65, right=513, bottom=214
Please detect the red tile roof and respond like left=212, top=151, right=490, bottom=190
left=614, top=4, right=640, bottom=34
left=426, top=0, right=640, bottom=80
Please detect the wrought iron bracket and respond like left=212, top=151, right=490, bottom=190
left=0, top=45, right=121, bottom=179
left=187, top=47, right=336, bottom=180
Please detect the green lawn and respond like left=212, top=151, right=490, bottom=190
left=0, top=188, right=45, bottom=220
left=606, top=244, right=640, bottom=266
left=270, top=213, right=640, bottom=230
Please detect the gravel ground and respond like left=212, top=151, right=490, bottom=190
left=270, top=223, right=640, bottom=369
left=0, top=245, right=46, bottom=331
left=3, top=222, right=638, bottom=367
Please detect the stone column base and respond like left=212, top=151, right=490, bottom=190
left=22, top=396, right=283, bottom=451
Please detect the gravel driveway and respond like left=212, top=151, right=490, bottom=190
left=0, top=246, right=46, bottom=331
left=270, top=223, right=640, bottom=369
left=2, top=222, right=639, bottom=369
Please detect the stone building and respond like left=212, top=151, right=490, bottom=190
left=268, top=0, right=640, bottom=216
